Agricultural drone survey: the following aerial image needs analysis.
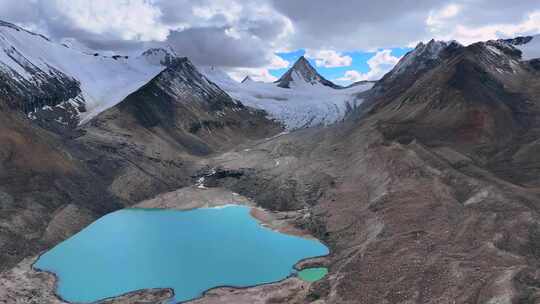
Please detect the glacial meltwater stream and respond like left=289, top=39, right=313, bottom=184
left=34, top=205, right=329, bottom=303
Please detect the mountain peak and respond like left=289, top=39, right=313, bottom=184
left=141, top=47, right=177, bottom=67
left=290, top=56, right=315, bottom=72
left=295, top=55, right=309, bottom=63
left=241, top=75, right=254, bottom=84
left=389, top=39, right=461, bottom=78
left=275, top=55, right=341, bottom=89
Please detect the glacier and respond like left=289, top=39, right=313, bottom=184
left=199, top=66, right=373, bottom=130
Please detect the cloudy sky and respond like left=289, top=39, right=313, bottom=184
left=1, top=0, right=540, bottom=84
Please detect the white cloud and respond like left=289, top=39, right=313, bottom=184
left=336, top=49, right=400, bottom=82
left=428, top=9, right=540, bottom=45
left=48, top=0, right=169, bottom=41
left=192, top=1, right=243, bottom=23
left=426, top=3, right=462, bottom=28
left=305, top=50, right=352, bottom=67
left=224, top=53, right=287, bottom=83
left=336, top=70, right=364, bottom=83
left=161, top=1, right=294, bottom=69
left=227, top=68, right=278, bottom=82
left=268, top=54, right=290, bottom=69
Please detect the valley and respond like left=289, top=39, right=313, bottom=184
left=1, top=15, right=540, bottom=304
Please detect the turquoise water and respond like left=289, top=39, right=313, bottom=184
left=34, top=206, right=329, bottom=303
left=298, top=267, right=328, bottom=282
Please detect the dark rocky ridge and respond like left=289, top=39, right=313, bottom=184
left=365, top=40, right=462, bottom=103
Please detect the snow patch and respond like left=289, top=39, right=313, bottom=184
left=196, top=177, right=206, bottom=189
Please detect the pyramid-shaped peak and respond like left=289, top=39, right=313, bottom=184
left=275, top=55, right=341, bottom=89
left=290, top=56, right=316, bottom=71
left=294, top=55, right=310, bottom=64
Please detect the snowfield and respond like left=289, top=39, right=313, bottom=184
left=199, top=66, right=373, bottom=129
left=0, top=21, right=165, bottom=124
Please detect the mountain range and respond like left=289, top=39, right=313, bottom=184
left=2, top=18, right=540, bottom=304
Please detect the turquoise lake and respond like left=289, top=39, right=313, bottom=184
left=34, top=205, right=329, bottom=303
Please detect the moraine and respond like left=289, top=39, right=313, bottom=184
left=34, top=205, right=329, bottom=303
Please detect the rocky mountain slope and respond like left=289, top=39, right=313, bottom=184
left=0, top=98, right=122, bottom=272
left=188, top=38, right=540, bottom=303
left=366, top=38, right=540, bottom=185
left=78, top=56, right=281, bottom=203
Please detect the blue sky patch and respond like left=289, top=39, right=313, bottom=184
left=271, top=48, right=411, bottom=84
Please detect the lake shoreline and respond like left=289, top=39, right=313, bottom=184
left=18, top=186, right=329, bottom=304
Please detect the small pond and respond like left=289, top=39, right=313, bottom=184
left=298, top=267, right=328, bottom=282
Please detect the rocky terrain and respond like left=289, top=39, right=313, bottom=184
left=2, top=19, right=540, bottom=304
left=0, top=26, right=281, bottom=276
left=188, top=38, right=540, bottom=303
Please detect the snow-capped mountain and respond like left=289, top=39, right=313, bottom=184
left=200, top=58, right=373, bottom=129
left=275, top=56, right=342, bottom=89
left=390, top=39, right=462, bottom=78
left=363, top=35, right=540, bottom=123
left=365, top=39, right=464, bottom=103
left=84, top=56, right=279, bottom=156
left=0, top=20, right=166, bottom=127
left=501, top=35, right=540, bottom=60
